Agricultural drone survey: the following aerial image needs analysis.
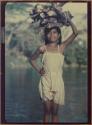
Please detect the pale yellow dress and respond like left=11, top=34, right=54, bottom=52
left=39, top=45, right=65, bottom=105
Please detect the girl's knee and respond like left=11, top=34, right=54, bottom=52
left=51, top=103, right=59, bottom=116
left=43, top=101, right=52, bottom=115
left=51, top=110, right=58, bottom=116
left=45, top=108, right=51, bottom=115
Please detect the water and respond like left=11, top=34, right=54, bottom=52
left=5, top=67, right=88, bottom=123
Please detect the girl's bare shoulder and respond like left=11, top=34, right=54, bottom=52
left=59, top=43, right=65, bottom=54
left=38, top=45, right=46, bottom=54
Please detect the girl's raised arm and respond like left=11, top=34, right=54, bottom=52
left=61, top=20, right=78, bottom=51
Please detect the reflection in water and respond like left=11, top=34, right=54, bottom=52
left=5, top=67, right=88, bottom=123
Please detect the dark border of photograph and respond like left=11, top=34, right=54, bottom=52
left=0, top=0, right=91, bottom=124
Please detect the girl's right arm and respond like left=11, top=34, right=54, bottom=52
left=27, top=46, right=45, bottom=75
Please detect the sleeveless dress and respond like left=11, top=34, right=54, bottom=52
left=39, top=45, right=65, bottom=105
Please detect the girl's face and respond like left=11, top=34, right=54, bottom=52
left=47, top=29, right=60, bottom=43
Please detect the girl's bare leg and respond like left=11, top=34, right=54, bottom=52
left=51, top=101, right=59, bottom=122
left=43, top=100, right=52, bottom=123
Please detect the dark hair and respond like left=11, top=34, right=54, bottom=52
left=44, top=26, right=62, bottom=45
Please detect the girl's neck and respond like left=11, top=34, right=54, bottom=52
left=47, top=43, right=58, bottom=48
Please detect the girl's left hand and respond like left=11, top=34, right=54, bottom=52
left=66, top=11, right=73, bottom=24
left=67, top=17, right=72, bottom=24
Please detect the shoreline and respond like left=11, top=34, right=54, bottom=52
left=6, top=63, right=87, bottom=70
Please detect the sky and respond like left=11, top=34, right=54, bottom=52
left=63, top=2, right=87, bottom=14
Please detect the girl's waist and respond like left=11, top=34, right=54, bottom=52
left=43, top=67, right=62, bottom=72
left=44, top=70, right=63, bottom=74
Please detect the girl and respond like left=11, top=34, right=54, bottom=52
left=28, top=19, right=78, bottom=123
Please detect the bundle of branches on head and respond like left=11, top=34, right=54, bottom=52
left=29, top=3, right=73, bottom=29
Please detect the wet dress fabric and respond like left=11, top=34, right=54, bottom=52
left=39, top=45, right=65, bottom=105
